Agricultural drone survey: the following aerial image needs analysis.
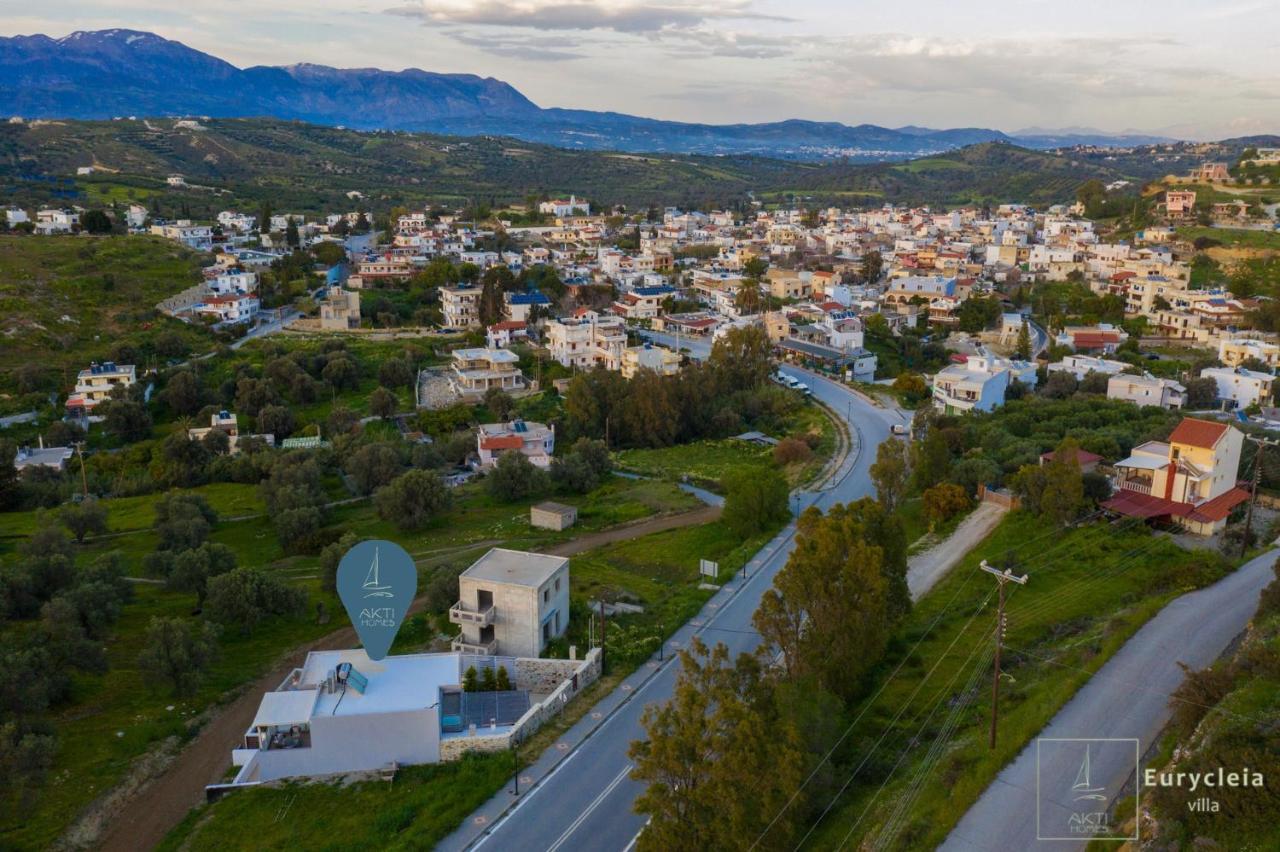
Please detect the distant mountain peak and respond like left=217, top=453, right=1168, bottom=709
left=0, top=28, right=1170, bottom=160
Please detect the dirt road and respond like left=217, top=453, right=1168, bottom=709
left=906, top=501, right=1007, bottom=600
left=92, top=504, right=721, bottom=851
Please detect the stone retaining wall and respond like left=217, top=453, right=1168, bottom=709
left=443, top=649, right=602, bottom=761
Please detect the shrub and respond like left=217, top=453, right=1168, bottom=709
left=922, top=483, right=970, bottom=527
left=773, top=437, right=813, bottom=465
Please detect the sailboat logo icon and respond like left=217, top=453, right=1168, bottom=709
left=1072, top=744, right=1108, bottom=803
left=362, top=547, right=394, bottom=599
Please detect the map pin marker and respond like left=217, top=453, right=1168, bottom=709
left=336, top=539, right=417, bottom=661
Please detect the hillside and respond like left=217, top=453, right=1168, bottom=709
left=0, top=119, right=1134, bottom=213
left=0, top=28, right=1162, bottom=161
left=0, top=235, right=215, bottom=386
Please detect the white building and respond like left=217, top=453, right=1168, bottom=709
left=1107, top=373, right=1186, bottom=410
left=195, top=293, right=260, bottom=324
left=125, top=204, right=148, bottom=229
left=1200, top=366, right=1275, bottom=410
left=150, top=220, right=213, bottom=251
left=450, top=548, right=569, bottom=657
left=36, top=208, right=79, bottom=234
left=545, top=311, right=627, bottom=371
left=621, top=344, right=681, bottom=378
left=1046, top=354, right=1131, bottom=381
left=450, top=348, right=526, bottom=398
left=13, top=440, right=73, bottom=472
left=931, top=352, right=1038, bottom=414
left=475, top=419, right=555, bottom=469
left=5, top=206, right=29, bottom=227
left=538, top=195, right=590, bottom=218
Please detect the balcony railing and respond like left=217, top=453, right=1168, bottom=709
left=451, top=636, right=499, bottom=655
left=1118, top=478, right=1152, bottom=495
left=449, top=602, right=496, bottom=628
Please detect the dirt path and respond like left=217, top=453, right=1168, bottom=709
left=92, top=505, right=720, bottom=852
left=542, top=505, right=722, bottom=556
left=906, top=501, right=1007, bottom=601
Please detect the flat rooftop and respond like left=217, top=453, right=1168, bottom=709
left=462, top=547, right=568, bottom=587
left=299, top=649, right=461, bottom=718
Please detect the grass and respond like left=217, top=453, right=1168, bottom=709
left=1177, top=225, right=1280, bottom=252
left=0, top=471, right=700, bottom=848
left=156, top=752, right=511, bottom=851
left=800, top=512, right=1235, bottom=850
left=0, top=234, right=217, bottom=381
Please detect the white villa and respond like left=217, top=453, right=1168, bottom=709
left=476, top=419, right=555, bottom=469
left=449, top=348, right=526, bottom=399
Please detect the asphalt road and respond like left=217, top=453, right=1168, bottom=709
left=940, top=547, right=1276, bottom=851
left=442, top=369, right=901, bottom=852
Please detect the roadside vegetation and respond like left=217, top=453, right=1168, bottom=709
left=627, top=394, right=1257, bottom=851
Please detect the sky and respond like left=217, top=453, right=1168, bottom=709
left=3, top=0, right=1279, bottom=138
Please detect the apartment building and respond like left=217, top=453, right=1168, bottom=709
left=621, top=344, right=681, bottom=378
left=931, top=352, right=1037, bottom=415
left=442, top=285, right=483, bottom=329
left=1106, top=373, right=1186, bottom=409
left=319, top=287, right=361, bottom=330
left=449, top=348, right=526, bottom=398
left=1200, top=366, right=1275, bottom=410
left=450, top=548, right=570, bottom=657
left=545, top=311, right=627, bottom=371
left=65, top=361, right=136, bottom=413
left=1219, top=336, right=1280, bottom=371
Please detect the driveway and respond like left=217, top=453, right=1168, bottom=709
left=907, top=501, right=1007, bottom=600
left=940, top=547, right=1276, bottom=851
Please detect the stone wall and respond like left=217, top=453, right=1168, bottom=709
left=442, top=649, right=602, bottom=762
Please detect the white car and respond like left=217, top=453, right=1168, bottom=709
left=892, top=423, right=908, bottom=436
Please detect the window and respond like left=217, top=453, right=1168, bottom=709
left=543, top=589, right=549, bottom=603
left=554, top=577, right=561, bottom=592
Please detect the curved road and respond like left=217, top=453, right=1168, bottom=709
left=440, top=365, right=902, bottom=852
left=941, top=548, right=1275, bottom=851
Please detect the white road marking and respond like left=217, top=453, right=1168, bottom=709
left=545, top=764, right=633, bottom=852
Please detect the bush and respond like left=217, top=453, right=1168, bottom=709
left=60, top=497, right=108, bottom=542
left=922, top=483, right=970, bottom=527
left=204, top=567, right=307, bottom=635
left=486, top=452, right=549, bottom=502
left=375, top=469, right=452, bottom=531
left=137, top=617, right=221, bottom=696
left=773, top=437, right=813, bottom=465
left=722, top=468, right=789, bottom=537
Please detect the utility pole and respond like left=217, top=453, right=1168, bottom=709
left=980, top=560, right=1028, bottom=750
left=598, top=599, right=608, bottom=672
left=1242, top=435, right=1279, bottom=557
left=74, top=437, right=88, bottom=498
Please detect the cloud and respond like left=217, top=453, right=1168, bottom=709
left=387, top=0, right=787, bottom=34
left=450, top=29, right=584, bottom=60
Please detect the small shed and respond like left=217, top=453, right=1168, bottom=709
left=531, top=501, right=577, bottom=531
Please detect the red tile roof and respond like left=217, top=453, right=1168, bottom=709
left=1102, top=490, right=1190, bottom=519
left=480, top=435, right=524, bottom=451
left=489, top=320, right=527, bottom=331
left=1040, top=448, right=1103, bottom=465
left=1185, top=487, right=1250, bottom=523
left=1168, top=418, right=1230, bottom=450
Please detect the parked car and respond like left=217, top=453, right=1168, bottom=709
left=892, top=423, right=908, bottom=435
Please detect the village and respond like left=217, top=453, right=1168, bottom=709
left=4, top=147, right=1280, bottom=852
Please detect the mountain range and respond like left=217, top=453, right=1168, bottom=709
left=0, top=28, right=1175, bottom=160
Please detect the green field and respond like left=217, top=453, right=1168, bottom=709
left=1177, top=225, right=1280, bottom=251
left=158, top=753, right=511, bottom=851
left=0, top=234, right=217, bottom=382
left=797, top=513, right=1234, bottom=850
left=0, top=469, right=698, bottom=849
